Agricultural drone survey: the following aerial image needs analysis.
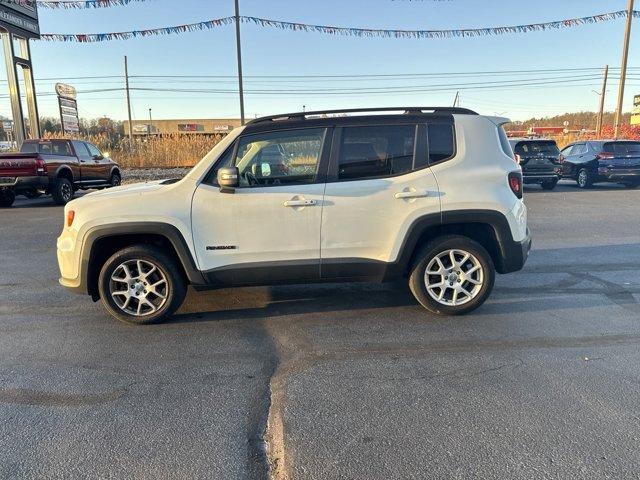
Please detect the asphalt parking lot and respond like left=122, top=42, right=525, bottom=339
left=1, top=181, right=640, bottom=479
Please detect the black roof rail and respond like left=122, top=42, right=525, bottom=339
left=247, top=107, right=478, bottom=125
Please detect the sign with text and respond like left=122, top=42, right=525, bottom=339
left=0, top=0, right=39, bottom=38
left=632, top=95, right=640, bottom=126
left=56, top=83, right=79, bottom=134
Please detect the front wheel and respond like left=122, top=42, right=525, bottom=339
left=110, top=172, right=122, bottom=187
left=98, top=245, right=187, bottom=325
left=0, top=189, right=15, bottom=208
left=576, top=168, right=594, bottom=189
left=409, top=235, right=495, bottom=315
left=52, top=177, right=74, bottom=205
left=540, top=179, right=559, bottom=190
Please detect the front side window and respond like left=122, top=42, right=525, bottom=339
left=338, top=125, right=415, bottom=181
left=573, top=144, right=587, bottom=155
left=234, top=128, right=325, bottom=187
left=85, top=142, right=102, bottom=157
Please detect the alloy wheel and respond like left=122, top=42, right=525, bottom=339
left=424, top=249, right=484, bottom=306
left=109, top=259, right=168, bottom=316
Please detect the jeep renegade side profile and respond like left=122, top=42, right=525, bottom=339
left=57, top=107, right=530, bottom=324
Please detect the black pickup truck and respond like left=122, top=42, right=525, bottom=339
left=0, top=139, right=121, bottom=207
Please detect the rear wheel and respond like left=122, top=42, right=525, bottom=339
left=577, top=168, right=594, bottom=189
left=409, top=235, right=495, bottom=316
left=540, top=179, right=559, bottom=190
left=0, top=189, right=15, bottom=208
left=98, top=245, right=187, bottom=325
left=52, top=177, right=74, bottom=205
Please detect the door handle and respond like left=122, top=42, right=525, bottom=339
left=284, top=199, right=317, bottom=207
left=394, top=190, right=430, bottom=199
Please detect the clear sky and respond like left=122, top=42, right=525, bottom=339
left=1, top=0, right=639, bottom=122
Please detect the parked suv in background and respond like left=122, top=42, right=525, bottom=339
left=561, top=140, right=640, bottom=189
left=508, top=138, right=563, bottom=190
left=57, top=107, right=530, bottom=324
left=0, top=139, right=121, bottom=207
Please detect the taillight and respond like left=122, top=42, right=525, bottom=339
left=66, top=210, right=75, bottom=227
left=508, top=171, right=523, bottom=199
left=596, top=152, right=614, bottom=160
left=35, top=157, right=47, bottom=176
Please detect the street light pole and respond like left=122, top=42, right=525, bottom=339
left=148, top=108, right=152, bottom=138
left=234, top=0, right=246, bottom=125
left=614, top=0, right=635, bottom=139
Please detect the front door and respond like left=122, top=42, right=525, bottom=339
left=85, top=142, right=111, bottom=181
left=191, top=127, right=331, bottom=285
left=71, top=140, right=99, bottom=183
left=321, top=123, right=441, bottom=279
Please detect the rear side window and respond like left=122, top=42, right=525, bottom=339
left=428, top=123, right=455, bottom=163
left=338, top=125, right=415, bottom=181
left=497, top=126, right=513, bottom=158
left=603, top=142, right=640, bottom=156
left=24, top=140, right=73, bottom=156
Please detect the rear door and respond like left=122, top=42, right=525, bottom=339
left=320, top=122, right=441, bottom=279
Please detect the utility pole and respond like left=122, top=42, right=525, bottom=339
left=148, top=108, right=152, bottom=138
left=124, top=56, right=134, bottom=145
left=614, top=0, right=634, bottom=138
left=596, top=65, right=609, bottom=137
left=234, top=0, right=245, bottom=125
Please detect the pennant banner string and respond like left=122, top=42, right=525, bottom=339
left=38, top=10, right=640, bottom=42
left=9, top=0, right=149, bottom=8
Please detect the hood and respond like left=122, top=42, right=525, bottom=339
left=81, top=179, right=169, bottom=200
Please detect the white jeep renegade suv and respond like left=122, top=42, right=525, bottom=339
left=57, top=107, right=530, bottom=324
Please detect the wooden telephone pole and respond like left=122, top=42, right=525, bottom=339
left=234, top=0, right=245, bottom=125
left=124, top=56, right=134, bottom=144
left=614, top=0, right=635, bottom=138
left=596, top=65, right=609, bottom=138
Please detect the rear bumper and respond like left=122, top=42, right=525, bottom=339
left=597, top=170, right=640, bottom=182
left=0, top=175, right=49, bottom=190
left=499, top=228, right=532, bottom=274
left=523, top=173, right=560, bottom=184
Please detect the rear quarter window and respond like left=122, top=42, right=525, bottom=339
left=497, top=126, right=513, bottom=158
left=427, top=123, right=455, bottom=164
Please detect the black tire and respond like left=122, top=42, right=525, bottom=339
left=23, top=189, right=42, bottom=199
left=0, top=189, right=16, bottom=208
left=540, top=179, right=559, bottom=191
left=98, top=245, right=187, bottom=325
left=409, top=235, right=495, bottom=316
left=576, top=168, right=595, bottom=189
left=110, top=172, right=122, bottom=187
left=52, top=177, right=74, bottom=205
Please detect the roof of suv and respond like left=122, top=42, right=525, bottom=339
left=243, top=107, right=479, bottom=135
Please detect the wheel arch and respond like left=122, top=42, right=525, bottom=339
left=55, top=166, right=74, bottom=182
left=81, top=222, right=204, bottom=300
left=391, top=209, right=525, bottom=277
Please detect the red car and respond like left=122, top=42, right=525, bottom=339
left=0, top=139, right=121, bottom=208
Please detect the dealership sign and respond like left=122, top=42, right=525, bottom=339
left=56, top=83, right=79, bottom=134
left=0, top=0, right=39, bottom=38
left=632, top=95, right=640, bottom=126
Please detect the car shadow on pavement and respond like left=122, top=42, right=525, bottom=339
left=524, top=182, right=632, bottom=194
left=170, top=282, right=419, bottom=324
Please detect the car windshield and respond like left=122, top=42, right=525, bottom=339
left=603, top=142, right=640, bottom=156
left=514, top=141, right=560, bottom=156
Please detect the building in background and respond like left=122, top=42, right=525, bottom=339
left=123, top=118, right=242, bottom=137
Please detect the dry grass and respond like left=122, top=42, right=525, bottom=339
left=42, top=132, right=223, bottom=168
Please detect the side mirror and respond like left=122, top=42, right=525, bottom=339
left=217, top=166, right=239, bottom=193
